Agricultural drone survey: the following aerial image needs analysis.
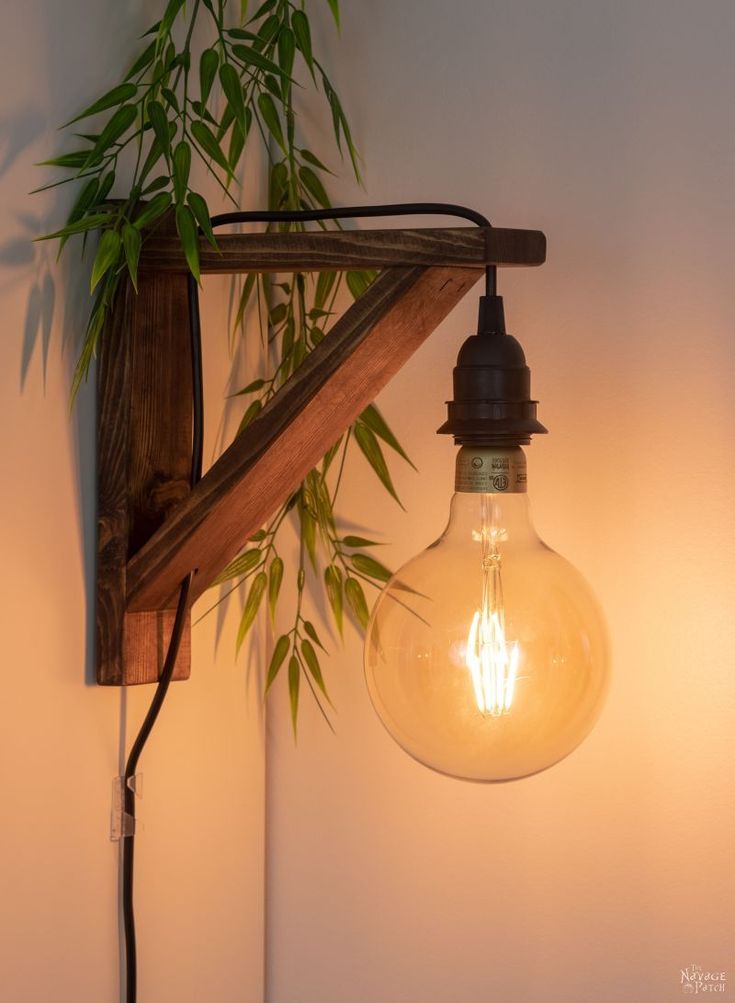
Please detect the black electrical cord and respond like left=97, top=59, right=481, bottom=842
left=121, top=274, right=204, bottom=1003
left=119, top=200, right=490, bottom=1003
left=208, top=201, right=495, bottom=294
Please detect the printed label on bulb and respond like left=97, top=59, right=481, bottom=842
left=455, top=447, right=527, bottom=493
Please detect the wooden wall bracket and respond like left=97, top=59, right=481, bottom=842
left=96, top=223, right=546, bottom=685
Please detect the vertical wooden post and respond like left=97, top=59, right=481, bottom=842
left=96, top=267, right=193, bottom=685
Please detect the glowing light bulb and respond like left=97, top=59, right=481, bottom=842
left=365, top=447, right=609, bottom=782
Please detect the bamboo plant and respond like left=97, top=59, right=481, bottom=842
left=37, top=0, right=412, bottom=730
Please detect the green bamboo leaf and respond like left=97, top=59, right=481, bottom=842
left=250, top=529, right=267, bottom=542
left=141, top=175, right=169, bottom=195
left=234, top=273, right=257, bottom=329
left=301, top=639, right=329, bottom=698
left=268, top=556, right=283, bottom=622
left=37, top=151, right=93, bottom=170
left=58, top=177, right=100, bottom=252
left=353, top=423, right=403, bottom=507
left=236, top=571, right=268, bottom=652
left=132, top=191, right=172, bottom=229
left=300, top=148, right=334, bottom=175
left=63, top=83, right=138, bottom=127
left=90, top=229, right=121, bottom=293
left=360, top=403, right=415, bottom=468
left=342, top=535, right=381, bottom=548
left=175, top=203, right=200, bottom=283
left=36, top=212, right=112, bottom=242
left=161, top=0, right=186, bottom=34
left=126, top=41, right=156, bottom=81
left=258, top=13, right=280, bottom=42
left=172, top=141, right=191, bottom=203
left=227, top=27, right=258, bottom=41
left=70, top=287, right=109, bottom=400
left=190, top=119, right=234, bottom=176
left=288, top=655, right=300, bottom=735
left=298, top=165, right=330, bottom=208
left=326, top=0, right=340, bottom=30
left=147, top=101, right=171, bottom=160
left=314, top=269, right=337, bottom=309
left=122, top=223, right=141, bottom=291
left=238, top=399, right=263, bottom=434
left=324, top=564, right=344, bottom=635
left=269, top=160, right=288, bottom=208
left=63, top=173, right=97, bottom=214
left=239, top=0, right=250, bottom=24
left=191, top=101, right=219, bottom=125
left=345, top=576, right=370, bottom=629
left=269, top=302, right=287, bottom=324
left=213, top=548, right=261, bottom=584
left=265, top=634, right=290, bottom=693
left=299, top=498, right=318, bottom=569
left=292, top=338, right=306, bottom=371
left=219, top=63, right=248, bottom=135
left=346, top=270, right=375, bottom=299
left=264, top=73, right=282, bottom=101
left=96, top=170, right=116, bottom=203
left=277, top=27, right=295, bottom=78
left=351, top=553, right=393, bottom=583
left=216, top=102, right=235, bottom=141
left=161, top=87, right=180, bottom=114
left=228, top=120, right=247, bottom=172
left=89, top=104, right=137, bottom=160
left=187, top=191, right=218, bottom=250
left=304, top=620, right=327, bottom=652
left=321, top=436, right=343, bottom=475
left=199, top=48, right=219, bottom=104
left=139, top=136, right=165, bottom=182
left=291, top=10, right=314, bottom=74
left=257, top=92, right=285, bottom=152
left=321, top=71, right=361, bottom=181
left=230, top=378, right=265, bottom=397
left=232, top=44, right=290, bottom=80
left=248, top=0, right=276, bottom=23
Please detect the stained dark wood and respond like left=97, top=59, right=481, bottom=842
left=126, top=264, right=482, bottom=612
left=96, top=266, right=193, bottom=685
left=140, top=226, right=546, bottom=274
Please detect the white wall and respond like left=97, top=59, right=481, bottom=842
left=0, top=4, right=264, bottom=1001
left=3, top=3, right=735, bottom=1002
left=265, top=2, right=735, bottom=1002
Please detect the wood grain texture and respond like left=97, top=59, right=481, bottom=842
left=96, top=268, right=193, bottom=685
left=125, top=264, right=482, bottom=612
left=96, top=280, right=132, bottom=684
left=140, top=226, right=546, bottom=274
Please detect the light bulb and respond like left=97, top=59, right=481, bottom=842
left=365, top=446, right=609, bottom=782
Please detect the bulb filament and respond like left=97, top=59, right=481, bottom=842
left=465, top=496, right=519, bottom=716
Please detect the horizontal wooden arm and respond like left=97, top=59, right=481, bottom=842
left=140, top=225, right=546, bottom=274
left=125, top=263, right=482, bottom=611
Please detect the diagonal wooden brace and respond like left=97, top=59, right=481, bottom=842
left=96, top=225, right=545, bottom=685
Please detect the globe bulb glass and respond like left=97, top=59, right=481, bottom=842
left=365, top=447, right=609, bottom=782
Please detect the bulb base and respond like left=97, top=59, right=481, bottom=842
left=455, top=446, right=527, bottom=493
left=437, top=295, right=547, bottom=446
